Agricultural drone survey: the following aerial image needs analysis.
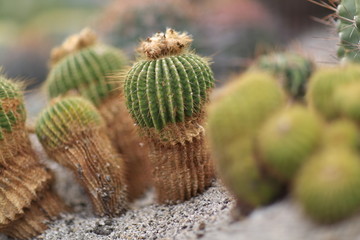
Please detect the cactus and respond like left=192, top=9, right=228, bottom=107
left=45, top=28, right=151, bottom=200
left=306, top=64, right=360, bottom=119
left=323, top=119, right=360, bottom=149
left=207, top=72, right=286, bottom=213
left=257, top=106, right=322, bottom=182
left=36, top=97, right=127, bottom=216
left=334, top=81, right=360, bottom=122
left=124, top=28, right=215, bottom=204
left=294, top=147, right=360, bottom=223
left=0, top=76, right=66, bottom=239
left=253, top=52, right=314, bottom=99
left=336, top=0, right=360, bottom=62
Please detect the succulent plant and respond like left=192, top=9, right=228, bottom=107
left=257, top=105, right=322, bottom=182
left=124, top=28, right=215, bottom=204
left=207, top=72, right=286, bottom=213
left=0, top=76, right=66, bottom=239
left=45, top=28, right=151, bottom=200
left=36, top=97, right=127, bottom=216
left=253, top=52, right=314, bottom=99
left=323, top=119, right=360, bottom=149
left=334, top=81, right=360, bottom=123
left=294, top=147, right=360, bottom=223
left=306, top=64, right=360, bottom=119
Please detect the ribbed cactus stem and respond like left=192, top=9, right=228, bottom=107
left=36, top=97, right=127, bottom=216
left=46, top=28, right=151, bottom=200
left=125, top=29, right=215, bottom=203
left=0, top=76, right=66, bottom=239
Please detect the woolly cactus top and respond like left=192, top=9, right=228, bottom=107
left=36, top=97, right=103, bottom=149
left=138, top=28, right=193, bottom=60
left=45, top=28, right=128, bottom=106
left=125, top=29, right=214, bottom=131
left=0, top=76, right=26, bottom=140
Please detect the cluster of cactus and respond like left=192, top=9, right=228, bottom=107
left=0, top=76, right=67, bottom=239
left=207, top=58, right=360, bottom=224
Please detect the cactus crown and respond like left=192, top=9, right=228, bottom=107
left=36, top=97, right=103, bottom=149
left=138, top=28, right=193, bottom=60
left=0, top=76, right=26, bottom=140
left=125, top=29, right=214, bottom=131
left=50, top=28, right=98, bottom=66
left=45, top=28, right=128, bottom=106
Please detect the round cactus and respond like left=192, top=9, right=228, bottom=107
left=45, top=28, right=151, bottom=201
left=46, top=28, right=128, bottom=106
left=294, top=147, right=360, bottom=223
left=125, top=28, right=214, bottom=132
left=334, top=81, right=360, bottom=123
left=254, top=52, right=314, bottom=99
left=257, top=105, right=322, bottom=182
left=306, top=64, right=360, bottom=119
left=323, top=119, right=360, bottom=149
left=36, top=97, right=127, bottom=216
left=124, top=29, right=215, bottom=204
left=207, top=72, right=286, bottom=212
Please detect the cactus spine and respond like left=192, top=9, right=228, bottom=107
left=207, top=72, right=286, bottom=213
left=45, top=28, right=151, bottom=200
left=254, top=52, right=314, bottom=99
left=36, top=97, right=127, bottom=216
left=124, top=29, right=215, bottom=204
left=0, top=76, right=66, bottom=239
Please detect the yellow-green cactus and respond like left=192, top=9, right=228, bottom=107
left=307, top=64, right=360, bottom=119
left=257, top=105, right=322, bottom=182
left=294, top=147, right=360, bottom=223
left=323, top=119, right=360, bottom=149
left=334, top=81, right=360, bottom=123
left=207, top=72, right=286, bottom=213
left=36, top=97, right=127, bottom=216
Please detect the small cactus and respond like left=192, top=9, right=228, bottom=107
left=257, top=105, right=322, bottom=182
left=323, top=119, right=360, bottom=149
left=0, top=76, right=66, bottom=239
left=124, top=28, right=215, bottom=204
left=207, top=72, right=286, bottom=213
left=306, top=64, right=360, bottom=119
left=45, top=28, right=151, bottom=200
left=36, top=97, right=127, bottom=216
left=294, top=147, right=360, bottom=223
left=334, top=81, right=360, bottom=123
left=254, top=52, right=314, bottom=99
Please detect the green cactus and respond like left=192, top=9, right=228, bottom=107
left=334, top=81, right=360, bottom=122
left=306, top=64, right=360, bottom=119
left=36, top=97, right=102, bottom=149
left=207, top=72, right=286, bottom=211
left=0, top=76, right=26, bottom=140
left=294, top=147, right=360, bottom=223
left=36, top=97, right=127, bottom=216
left=45, top=29, right=128, bottom=106
left=124, top=29, right=215, bottom=204
left=125, top=30, right=214, bottom=132
left=323, top=119, right=360, bottom=149
left=257, top=106, right=322, bottom=182
left=254, top=52, right=314, bottom=99
left=336, top=0, right=360, bottom=62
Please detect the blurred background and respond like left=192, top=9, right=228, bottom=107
left=0, top=0, right=335, bottom=91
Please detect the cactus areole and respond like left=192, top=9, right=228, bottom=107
left=125, top=28, right=214, bottom=136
